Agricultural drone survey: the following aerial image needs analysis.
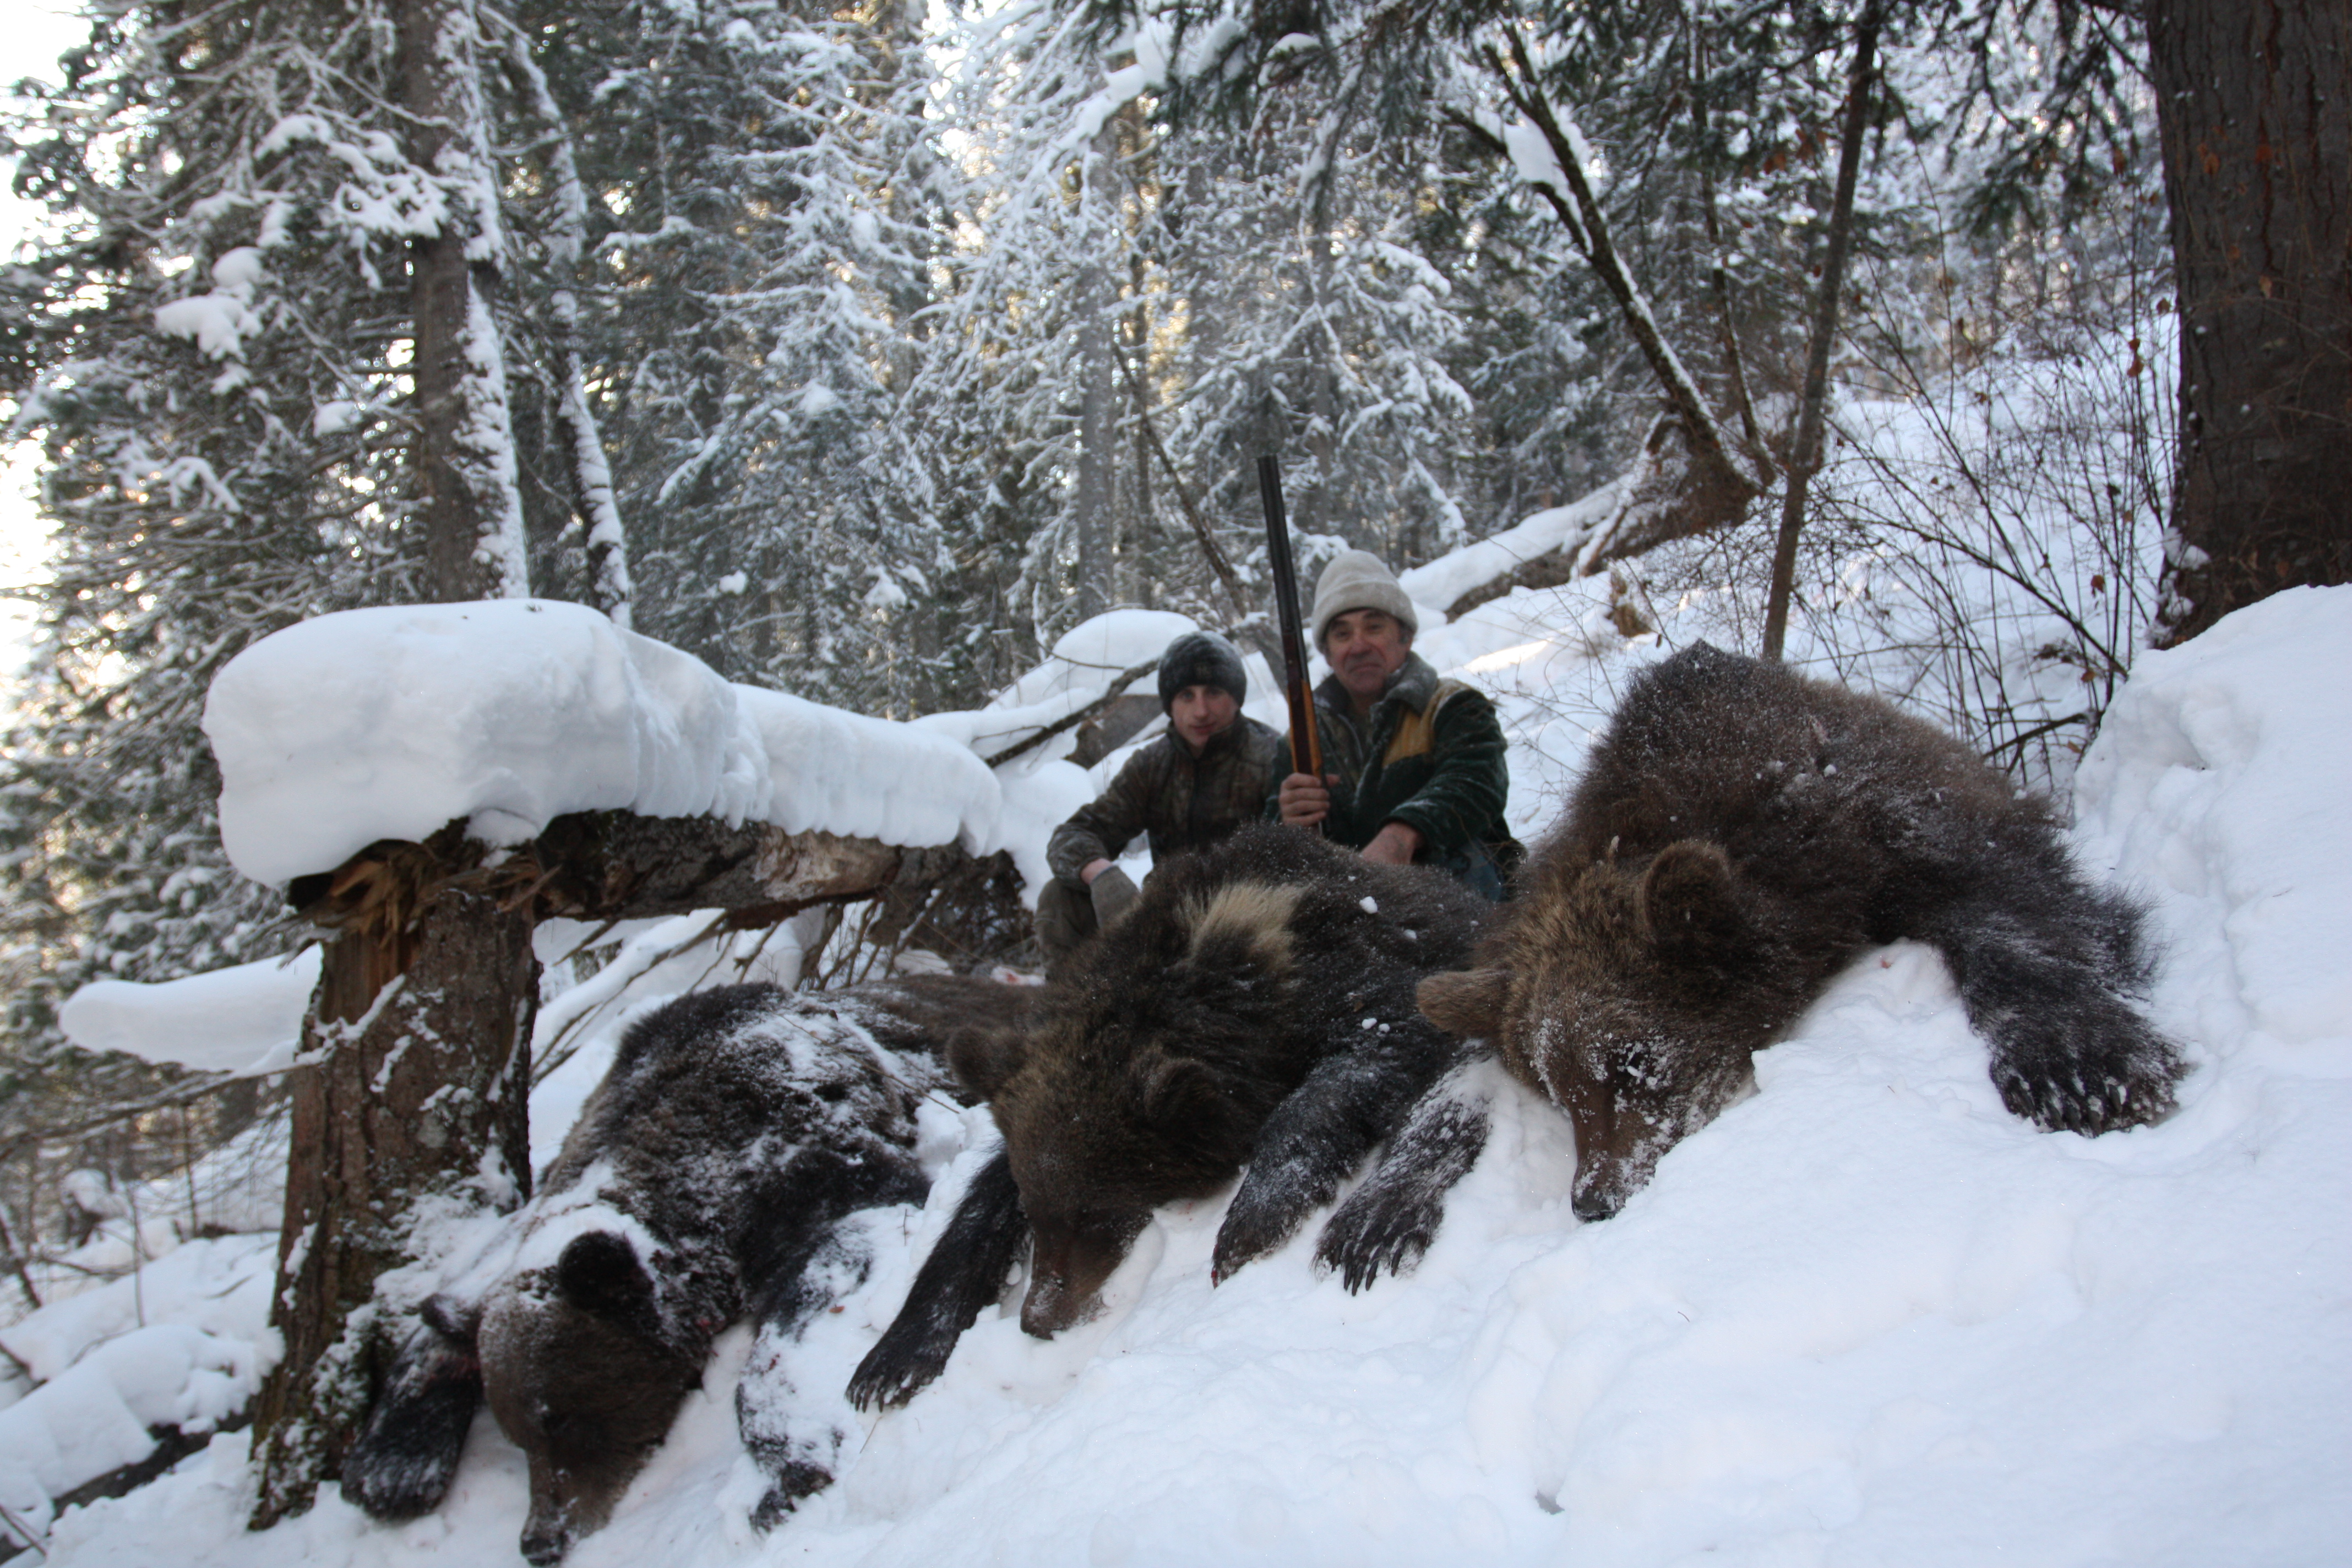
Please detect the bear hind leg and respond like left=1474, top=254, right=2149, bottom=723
left=342, top=1309, right=483, bottom=1521
left=737, top=1217, right=884, bottom=1529
left=737, top=1144, right=932, bottom=1528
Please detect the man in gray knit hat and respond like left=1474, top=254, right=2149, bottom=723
left=1272, top=549, right=1513, bottom=899
left=1037, top=628, right=1286, bottom=974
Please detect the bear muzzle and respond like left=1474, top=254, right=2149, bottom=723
left=1020, top=1209, right=1147, bottom=1338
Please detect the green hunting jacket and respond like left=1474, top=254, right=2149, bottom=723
left=1271, top=654, right=1513, bottom=896
left=1046, top=715, right=1287, bottom=887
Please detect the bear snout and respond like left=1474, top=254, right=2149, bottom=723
left=1020, top=1209, right=1146, bottom=1337
left=520, top=1520, right=571, bottom=1567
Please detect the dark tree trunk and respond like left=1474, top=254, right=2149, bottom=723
left=1074, top=121, right=1120, bottom=623
left=251, top=0, right=533, bottom=1520
left=396, top=0, right=526, bottom=603
left=2149, top=0, right=2352, bottom=644
left=249, top=875, right=536, bottom=1526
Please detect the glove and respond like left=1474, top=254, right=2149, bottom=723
left=1089, top=865, right=1141, bottom=929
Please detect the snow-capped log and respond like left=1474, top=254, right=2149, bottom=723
left=203, top=598, right=999, bottom=886
left=1400, top=423, right=1762, bottom=623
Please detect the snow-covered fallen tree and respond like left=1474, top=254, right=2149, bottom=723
left=200, top=599, right=1003, bottom=884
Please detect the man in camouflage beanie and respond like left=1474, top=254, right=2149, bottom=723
left=1038, top=629, right=1284, bottom=974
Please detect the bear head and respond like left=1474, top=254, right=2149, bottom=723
left=1419, top=839, right=1817, bottom=1221
left=476, top=1229, right=709, bottom=1566
left=951, top=879, right=1307, bottom=1336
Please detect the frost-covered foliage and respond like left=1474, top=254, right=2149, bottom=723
left=527, top=0, right=963, bottom=713
left=908, top=0, right=1561, bottom=664
left=0, top=0, right=576, bottom=1052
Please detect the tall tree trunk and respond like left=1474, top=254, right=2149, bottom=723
left=250, top=0, right=538, bottom=1521
left=400, top=0, right=531, bottom=603
left=1761, top=0, right=1883, bottom=662
left=250, top=874, right=536, bottom=1525
left=1072, top=119, right=1123, bottom=624
left=2149, top=0, right=2352, bottom=644
left=499, top=19, right=634, bottom=626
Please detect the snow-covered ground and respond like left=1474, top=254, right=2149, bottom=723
left=19, top=581, right=2351, bottom=1567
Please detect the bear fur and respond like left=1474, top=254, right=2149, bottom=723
left=1415, top=641, right=2186, bottom=1224
left=341, top=974, right=1032, bottom=1565
left=846, top=823, right=1493, bottom=1408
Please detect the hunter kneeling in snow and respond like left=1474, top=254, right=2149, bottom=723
left=1036, top=628, right=1284, bottom=976
left=1274, top=549, right=1515, bottom=899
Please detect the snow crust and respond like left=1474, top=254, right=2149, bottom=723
left=59, top=950, right=320, bottom=1075
left=29, top=586, right=2352, bottom=1568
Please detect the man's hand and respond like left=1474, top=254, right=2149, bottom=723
left=1278, top=772, right=1339, bottom=828
left=1080, top=858, right=1114, bottom=885
left=1360, top=821, right=1423, bottom=865
left=1089, top=865, right=1141, bottom=928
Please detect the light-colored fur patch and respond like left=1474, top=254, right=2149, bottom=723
left=1182, top=881, right=1305, bottom=971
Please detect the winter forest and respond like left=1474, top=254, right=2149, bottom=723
left=0, top=0, right=2345, bottom=1561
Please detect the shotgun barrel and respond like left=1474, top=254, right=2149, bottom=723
left=1256, top=454, right=1324, bottom=784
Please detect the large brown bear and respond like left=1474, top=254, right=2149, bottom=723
left=846, top=822, right=1493, bottom=1409
left=1412, top=641, right=2186, bottom=1226
left=340, top=974, right=1032, bottom=1565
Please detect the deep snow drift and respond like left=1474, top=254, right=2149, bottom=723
left=21, top=584, right=2351, bottom=1567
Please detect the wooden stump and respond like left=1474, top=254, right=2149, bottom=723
left=248, top=879, right=536, bottom=1527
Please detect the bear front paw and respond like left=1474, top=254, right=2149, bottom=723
left=1313, top=1182, right=1441, bottom=1292
left=845, top=1329, right=954, bottom=1411
left=1991, top=1011, right=2185, bottom=1135
left=1312, top=1092, right=1488, bottom=1291
left=1211, top=1163, right=1332, bottom=1283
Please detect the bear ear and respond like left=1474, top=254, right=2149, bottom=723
left=554, top=1230, right=660, bottom=1334
left=947, top=1023, right=1031, bottom=1099
left=1131, top=1048, right=1233, bottom=1131
left=420, top=1292, right=482, bottom=1346
left=1637, top=840, right=1748, bottom=957
left=1418, top=967, right=1511, bottom=1039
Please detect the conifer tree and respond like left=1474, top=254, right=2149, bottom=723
left=524, top=0, right=962, bottom=712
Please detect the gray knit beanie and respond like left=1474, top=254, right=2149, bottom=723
left=1156, top=629, right=1248, bottom=711
left=1309, top=549, right=1418, bottom=649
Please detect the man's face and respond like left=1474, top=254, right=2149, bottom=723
left=1322, top=609, right=1412, bottom=706
left=1169, top=684, right=1240, bottom=750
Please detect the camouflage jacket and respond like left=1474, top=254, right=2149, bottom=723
left=1046, top=715, right=1288, bottom=886
left=1271, top=654, right=1513, bottom=892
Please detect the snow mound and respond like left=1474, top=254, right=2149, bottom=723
left=988, top=608, right=1200, bottom=711
left=203, top=600, right=1000, bottom=883
left=1397, top=475, right=1629, bottom=617
left=2072, top=584, right=2352, bottom=1048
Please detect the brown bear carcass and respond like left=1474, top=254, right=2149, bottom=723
left=1419, top=642, right=2185, bottom=1221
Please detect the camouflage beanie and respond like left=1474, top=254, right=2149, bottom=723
left=1157, top=630, right=1248, bottom=712
left=1309, top=549, right=1418, bottom=649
